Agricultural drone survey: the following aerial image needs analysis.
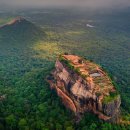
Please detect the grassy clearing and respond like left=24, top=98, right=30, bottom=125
left=65, top=30, right=85, bottom=36
left=32, top=41, right=63, bottom=60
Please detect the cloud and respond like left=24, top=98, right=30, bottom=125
left=1, top=0, right=130, bottom=9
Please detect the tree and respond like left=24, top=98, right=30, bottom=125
left=89, top=123, right=97, bottom=130
left=18, top=118, right=27, bottom=130
left=0, top=123, right=4, bottom=130
left=66, top=126, right=74, bottom=130
left=5, top=114, right=16, bottom=130
left=56, top=123, right=62, bottom=130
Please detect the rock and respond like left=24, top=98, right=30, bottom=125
left=102, top=95, right=121, bottom=122
left=47, top=54, right=121, bottom=123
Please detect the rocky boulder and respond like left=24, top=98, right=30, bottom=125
left=47, top=54, right=121, bottom=123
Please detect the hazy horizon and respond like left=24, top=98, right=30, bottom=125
left=0, top=0, right=130, bottom=10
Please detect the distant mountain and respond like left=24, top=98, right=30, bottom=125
left=0, top=17, right=45, bottom=43
left=0, top=17, right=30, bottom=28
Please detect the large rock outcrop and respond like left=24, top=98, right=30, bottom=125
left=47, top=54, right=121, bottom=123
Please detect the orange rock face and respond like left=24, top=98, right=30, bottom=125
left=56, top=88, right=77, bottom=113
left=47, top=54, right=121, bottom=123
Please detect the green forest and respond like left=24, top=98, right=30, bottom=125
left=0, top=9, right=130, bottom=130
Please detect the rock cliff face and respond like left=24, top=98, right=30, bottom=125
left=47, top=54, right=121, bottom=123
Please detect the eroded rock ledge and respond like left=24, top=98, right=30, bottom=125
left=47, top=54, right=121, bottom=123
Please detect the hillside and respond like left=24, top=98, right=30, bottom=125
left=0, top=17, right=45, bottom=57
left=0, top=17, right=45, bottom=46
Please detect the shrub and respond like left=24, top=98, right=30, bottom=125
left=103, top=91, right=119, bottom=104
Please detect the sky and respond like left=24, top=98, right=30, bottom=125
left=0, top=0, right=130, bottom=9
